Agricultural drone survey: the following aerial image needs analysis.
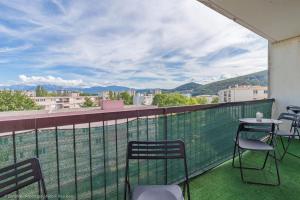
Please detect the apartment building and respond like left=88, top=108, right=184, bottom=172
left=218, top=85, right=268, bottom=103
left=133, top=93, right=154, bottom=106
left=195, top=95, right=219, bottom=103
left=31, top=92, right=98, bottom=110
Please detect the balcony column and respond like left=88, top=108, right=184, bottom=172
left=269, top=36, right=300, bottom=118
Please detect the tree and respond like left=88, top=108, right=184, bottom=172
left=153, top=93, right=187, bottom=107
left=109, top=91, right=117, bottom=100
left=35, top=85, right=48, bottom=97
left=120, top=92, right=133, bottom=105
left=82, top=97, right=95, bottom=107
left=196, top=97, right=208, bottom=104
left=152, top=94, right=167, bottom=107
left=153, top=93, right=210, bottom=107
left=211, top=97, right=219, bottom=104
left=0, top=91, right=40, bottom=111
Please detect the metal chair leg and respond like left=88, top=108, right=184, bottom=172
left=237, top=147, right=245, bottom=182
left=237, top=149, right=280, bottom=186
left=279, top=136, right=291, bottom=160
left=233, top=148, right=269, bottom=170
left=273, top=150, right=281, bottom=186
left=232, top=141, right=237, bottom=167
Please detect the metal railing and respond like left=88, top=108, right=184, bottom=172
left=0, top=99, right=274, bottom=199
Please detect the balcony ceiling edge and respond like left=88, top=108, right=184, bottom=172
left=197, top=0, right=300, bottom=43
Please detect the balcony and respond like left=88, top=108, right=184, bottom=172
left=0, top=99, right=285, bottom=199
left=190, top=139, right=300, bottom=200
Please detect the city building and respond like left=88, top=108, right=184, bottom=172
left=100, top=100, right=124, bottom=110
left=133, top=94, right=154, bottom=106
left=153, top=88, right=161, bottom=95
left=56, top=89, right=70, bottom=96
left=218, top=85, right=268, bottom=103
left=22, top=90, right=36, bottom=97
left=127, top=88, right=136, bottom=96
left=195, top=95, right=219, bottom=103
left=98, top=91, right=110, bottom=100
left=31, top=95, right=98, bottom=111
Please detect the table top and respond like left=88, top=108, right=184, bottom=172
left=239, top=118, right=282, bottom=124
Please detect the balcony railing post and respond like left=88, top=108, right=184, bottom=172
left=55, top=126, right=61, bottom=200
left=88, top=122, right=93, bottom=200
left=137, top=114, right=140, bottom=184
left=102, top=121, right=107, bottom=200
left=241, top=103, right=245, bottom=118
left=12, top=131, right=19, bottom=200
left=146, top=116, right=149, bottom=183
left=34, top=120, right=42, bottom=200
left=72, top=124, right=78, bottom=200
left=163, top=108, right=168, bottom=185
left=115, top=120, right=119, bottom=200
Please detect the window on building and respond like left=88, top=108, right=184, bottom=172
left=253, top=90, right=258, bottom=94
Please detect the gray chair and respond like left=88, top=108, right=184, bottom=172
left=124, top=140, right=190, bottom=200
left=232, top=122, right=280, bottom=186
left=287, top=105, right=300, bottom=114
left=276, top=112, right=300, bottom=160
left=0, top=158, right=47, bottom=199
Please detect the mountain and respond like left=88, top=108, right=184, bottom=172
left=171, top=82, right=202, bottom=93
left=0, top=84, right=130, bottom=94
left=81, top=86, right=130, bottom=93
left=171, top=70, right=268, bottom=96
left=0, top=70, right=267, bottom=95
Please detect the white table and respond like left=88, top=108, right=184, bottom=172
left=239, top=118, right=282, bottom=125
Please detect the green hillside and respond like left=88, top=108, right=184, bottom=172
left=171, top=70, right=268, bottom=96
left=171, top=82, right=202, bottom=93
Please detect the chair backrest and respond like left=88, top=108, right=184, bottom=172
left=127, top=140, right=186, bottom=160
left=0, top=158, right=47, bottom=199
left=287, top=105, right=300, bottom=114
left=124, top=140, right=190, bottom=200
left=278, top=112, right=297, bottom=121
left=277, top=112, right=300, bottom=131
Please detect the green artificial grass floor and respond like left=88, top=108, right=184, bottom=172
left=189, top=138, right=300, bottom=200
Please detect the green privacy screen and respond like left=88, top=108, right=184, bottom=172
left=0, top=101, right=273, bottom=199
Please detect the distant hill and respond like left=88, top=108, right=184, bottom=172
left=171, top=70, right=268, bottom=96
left=171, top=82, right=202, bottom=93
left=81, top=86, right=130, bottom=93
left=1, top=70, right=267, bottom=95
left=0, top=84, right=130, bottom=94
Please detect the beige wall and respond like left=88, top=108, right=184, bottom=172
left=269, top=36, right=300, bottom=118
left=218, top=86, right=267, bottom=103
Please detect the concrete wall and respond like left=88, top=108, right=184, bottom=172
left=269, top=36, right=300, bottom=117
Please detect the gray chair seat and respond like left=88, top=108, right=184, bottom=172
left=276, top=129, right=294, bottom=136
left=238, top=138, right=273, bottom=151
left=132, top=185, right=184, bottom=200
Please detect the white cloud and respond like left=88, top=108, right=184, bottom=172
left=0, top=0, right=268, bottom=89
left=18, top=75, right=87, bottom=87
left=0, top=45, right=32, bottom=53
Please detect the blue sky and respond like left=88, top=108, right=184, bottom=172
left=0, top=0, right=267, bottom=89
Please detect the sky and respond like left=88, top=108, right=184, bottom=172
left=0, top=0, right=268, bottom=89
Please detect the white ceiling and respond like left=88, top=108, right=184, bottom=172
left=198, top=0, right=300, bottom=42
